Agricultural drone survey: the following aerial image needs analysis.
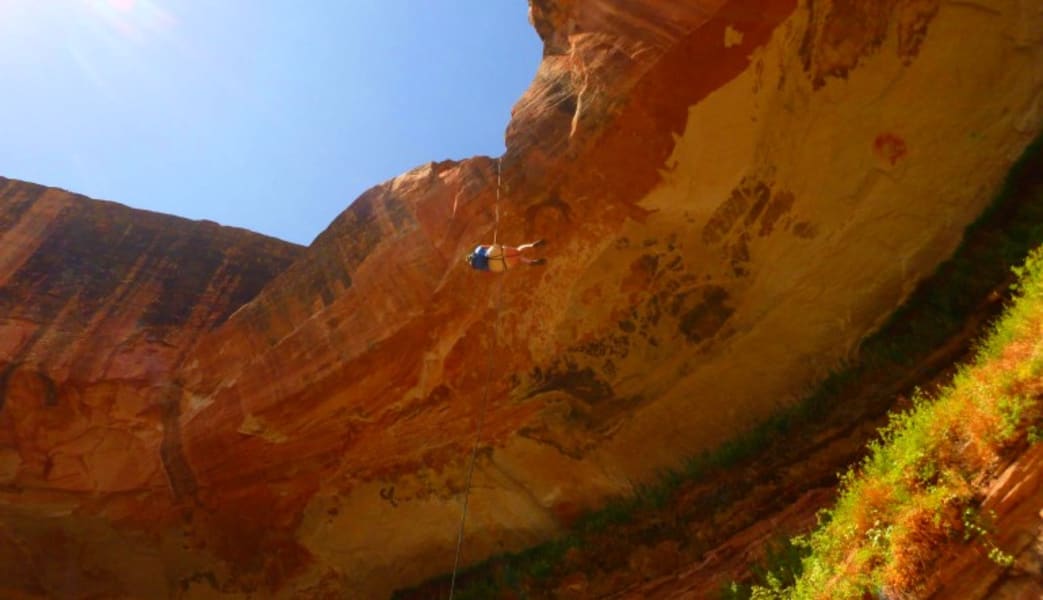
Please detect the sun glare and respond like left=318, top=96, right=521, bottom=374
left=79, top=0, right=177, bottom=43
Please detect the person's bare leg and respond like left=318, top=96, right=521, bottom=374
left=502, top=246, right=523, bottom=269
left=516, top=239, right=546, bottom=252
left=514, top=240, right=546, bottom=266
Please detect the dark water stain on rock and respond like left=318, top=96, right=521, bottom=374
left=575, top=332, right=631, bottom=362
left=303, top=191, right=399, bottom=308
left=704, top=181, right=754, bottom=244
left=39, top=372, right=57, bottom=407
left=896, top=0, right=941, bottom=65
left=800, top=0, right=940, bottom=89
left=0, top=184, right=300, bottom=338
left=623, top=254, right=661, bottom=293
left=678, top=286, right=735, bottom=344
left=141, top=233, right=226, bottom=328
left=636, top=254, right=660, bottom=276
left=379, top=486, right=399, bottom=507
left=792, top=221, right=820, bottom=239
left=334, top=193, right=385, bottom=269
left=743, top=183, right=772, bottom=227
left=704, top=177, right=775, bottom=245
left=0, top=365, right=60, bottom=412
left=729, top=233, right=752, bottom=277
left=0, top=179, right=45, bottom=236
left=524, top=363, right=614, bottom=405
left=702, top=178, right=795, bottom=274
left=0, top=363, right=16, bottom=413
left=158, top=385, right=199, bottom=501
left=385, top=194, right=416, bottom=232
left=759, top=190, right=795, bottom=237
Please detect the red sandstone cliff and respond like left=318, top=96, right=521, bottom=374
left=0, top=178, right=302, bottom=597
left=1, top=0, right=1042, bottom=598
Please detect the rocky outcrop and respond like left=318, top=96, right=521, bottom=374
left=0, top=178, right=302, bottom=598
left=0, top=178, right=302, bottom=383
left=925, top=443, right=1043, bottom=599
left=2, top=0, right=1042, bottom=597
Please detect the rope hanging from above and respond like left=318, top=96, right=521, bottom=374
left=493, top=157, right=501, bottom=245
left=448, top=156, right=505, bottom=600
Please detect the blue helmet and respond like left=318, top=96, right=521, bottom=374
left=466, top=246, right=490, bottom=271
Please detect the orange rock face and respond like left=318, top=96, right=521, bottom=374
left=2, top=0, right=1043, bottom=598
left=0, top=178, right=302, bottom=598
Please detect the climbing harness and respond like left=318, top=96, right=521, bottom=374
left=448, top=157, right=505, bottom=599
left=469, top=244, right=511, bottom=272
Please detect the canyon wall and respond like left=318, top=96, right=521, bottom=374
left=1, top=0, right=1042, bottom=597
left=0, top=178, right=302, bottom=598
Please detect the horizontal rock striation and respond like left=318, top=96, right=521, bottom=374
left=0, top=178, right=301, bottom=598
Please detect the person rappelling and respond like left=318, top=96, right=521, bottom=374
left=451, top=155, right=544, bottom=598
left=465, top=240, right=546, bottom=271
left=462, top=157, right=547, bottom=272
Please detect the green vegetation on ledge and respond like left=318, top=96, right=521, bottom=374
left=737, top=243, right=1043, bottom=599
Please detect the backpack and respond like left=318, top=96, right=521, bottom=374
left=470, top=245, right=491, bottom=271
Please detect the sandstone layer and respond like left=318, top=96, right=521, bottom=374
left=1, top=0, right=1042, bottom=598
left=0, top=178, right=302, bottom=598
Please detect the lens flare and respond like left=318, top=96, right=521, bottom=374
left=80, top=0, right=178, bottom=43
left=108, top=0, right=137, bottom=12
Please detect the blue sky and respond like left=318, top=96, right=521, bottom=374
left=0, top=1, right=542, bottom=244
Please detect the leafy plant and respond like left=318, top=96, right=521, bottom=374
left=962, top=507, right=1014, bottom=568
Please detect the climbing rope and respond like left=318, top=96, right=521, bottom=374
left=448, top=157, right=505, bottom=599
left=493, top=157, right=501, bottom=245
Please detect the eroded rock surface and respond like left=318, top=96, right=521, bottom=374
left=1, top=0, right=1042, bottom=597
left=0, top=179, right=302, bottom=598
